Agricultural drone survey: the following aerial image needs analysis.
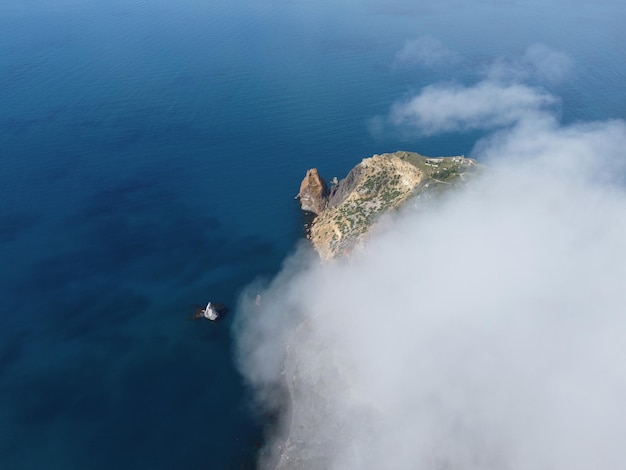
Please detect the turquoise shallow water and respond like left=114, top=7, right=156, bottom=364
left=0, top=0, right=625, bottom=468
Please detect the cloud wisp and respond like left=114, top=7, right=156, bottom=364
left=393, top=36, right=459, bottom=69
left=379, top=43, right=573, bottom=138
left=390, top=81, right=556, bottom=136
left=486, top=43, right=574, bottom=84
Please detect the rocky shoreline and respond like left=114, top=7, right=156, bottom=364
left=296, top=151, right=478, bottom=259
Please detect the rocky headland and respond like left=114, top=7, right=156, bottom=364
left=268, top=151, right=480, bottom=469
left=297, top=151, right=478, bottom=259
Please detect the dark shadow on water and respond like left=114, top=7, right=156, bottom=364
left=0, top=333, right=25, bottom=374
left=2, top=172, right=276, bottom=469
left=215, top=236, right=275, bottom=264
left=0, top=212, right=40, bottom=243
left=7, top=354, right=111, bottom=426
left=51, top=285, right=150, bottom=341
left=76, top=176, right=162, bottom=220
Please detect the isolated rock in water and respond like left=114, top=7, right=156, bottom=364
left=297, top=168, right=329, bottom=215
left=193, top=302, right=228, bottom=321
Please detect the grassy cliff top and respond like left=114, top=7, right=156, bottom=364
left=305, top=151, right=479, bottom=259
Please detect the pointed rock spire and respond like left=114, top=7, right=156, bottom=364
left=297, top=168, right=329, bottom=215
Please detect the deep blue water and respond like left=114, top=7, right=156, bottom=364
left=1, top=0, right=625, bottom=468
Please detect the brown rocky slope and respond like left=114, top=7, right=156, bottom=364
left=297, top=151, right=478, bottom=259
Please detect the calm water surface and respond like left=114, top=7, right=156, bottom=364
left=0, top=0, right=624, bottom=468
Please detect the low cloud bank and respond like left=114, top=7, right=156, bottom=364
left=235, top=43, right=626, bottom=469
left=393, top=36, right=459, bottom=69
left=378, top=44, right=573, bottom=138
left=487, top=44, right=574, bottom=84
left=390, top=81, right=556, bottom=135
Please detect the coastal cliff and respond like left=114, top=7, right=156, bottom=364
left=270, top=151, right=480, bottom=469
left=297, top=151, right=478, bottom=259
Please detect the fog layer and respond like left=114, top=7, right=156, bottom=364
left=235, top=45, right=626, bottom=469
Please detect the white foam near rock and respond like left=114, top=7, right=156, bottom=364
left=202, top=302, right=220, bottom=321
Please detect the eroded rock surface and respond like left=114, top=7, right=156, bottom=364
left=297, top=151, right=478, bottom=259
left=297, top=168, right=329, bottom=216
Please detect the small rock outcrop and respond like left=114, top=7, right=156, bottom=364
left=296, top=168, right=329, bottom=216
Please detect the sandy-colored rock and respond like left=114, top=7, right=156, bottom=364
left=300, top=151, right=479, bottom=260
left=297, top=168, right=329, bottom=215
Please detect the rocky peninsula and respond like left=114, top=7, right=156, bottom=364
left=297, top=151, right=478, bottom=259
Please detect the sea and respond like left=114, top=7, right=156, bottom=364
left=0, top=0, right=624, bottom=468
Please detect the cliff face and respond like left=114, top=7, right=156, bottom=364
left=296, top=168, right=329, bottom=216
left=297, top=151, right=478, bottom=259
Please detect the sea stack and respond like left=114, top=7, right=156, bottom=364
left=296, top=168, right=329, bottom=215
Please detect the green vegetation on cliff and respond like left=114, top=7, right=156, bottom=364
left=298, top=151, right=479, bottom=259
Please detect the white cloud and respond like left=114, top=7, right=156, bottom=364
left=393, top=36, right=459, bottom=68
left=523, top=43, right=574, bottom=83
left=486, top=44, right=574, bottom=84
left=236, top=114, right=626, bottom=468
left=390, top=81, right=556, bottom=135
left=381, top=43, right=573, bottom=138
